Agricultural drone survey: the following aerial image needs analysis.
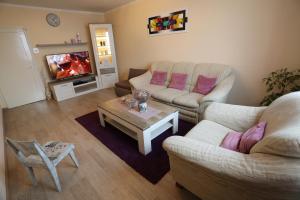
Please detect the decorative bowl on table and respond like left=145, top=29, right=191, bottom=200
left=133, top=89, right=150, bottom=112
left=125, top=97, right=137, bottom=109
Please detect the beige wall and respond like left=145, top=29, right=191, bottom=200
left=105, top=0, right=300, bottom=105
left=0, top=4, right=105, bottom=98
left=0, top=107, right=6, bottom=200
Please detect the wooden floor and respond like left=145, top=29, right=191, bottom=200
left=4, top=88, right=199, bottom=200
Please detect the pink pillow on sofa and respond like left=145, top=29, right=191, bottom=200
left=239, top=121, right=267, bottom=153
left=168, top=73, right=188, bottom=90
left=220, top=131, right=242, bottom=152
left=193, top=75, right=217, bottom=95
left=150, top=71, right=167, bottom=86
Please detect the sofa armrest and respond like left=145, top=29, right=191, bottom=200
left=129, top=71, right=152, bottom=89
left=163, top=136, right=300, bottom=188
left=200, top=74, right=235, bottom=104
left=204, top=103, right=267, bottom=132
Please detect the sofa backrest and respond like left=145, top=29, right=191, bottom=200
left=170, top=62, right=196, bottom=91
left=150, top=62, right=232, bottom=90
left=150, top=61, right=174, bottom=86
left=250, top=92, right=300, bottom=158
left=190, top=63, right=232, bottom=92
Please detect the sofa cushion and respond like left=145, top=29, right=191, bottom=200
left=152, top=88, right=188, bottom=103
left=170, top=62, right=195, bottom=90
left=220, top=131, right=242, bottom=152
left=185, top=120, right=233, bottom=146
left=150, top=71, right=167, bottom=86
left=115, top=80, right=131, bottom=90
left=143, top=84, right=166, bottom=94
left=150, top=61, right=174, bottom=86
left=168, top=73, right=188, bottom=90
left=128, top=68, right=148, bottom=80
left=173, top=93, right=204, bottom=108
left=190, top=63, right=232, bottom=92
left=239, top=121, right=267, bottom=154
left=193, top=75, right=217, bottom=95
left=251, top=92, right=300, bottom=158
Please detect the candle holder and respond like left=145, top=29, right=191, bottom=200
left=133, top=89, right=150, bottom=112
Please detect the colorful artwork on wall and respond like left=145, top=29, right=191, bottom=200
left=147, top=10, right=188, bottom=35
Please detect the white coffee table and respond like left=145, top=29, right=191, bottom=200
left=97, top=96, right=179, bottom=155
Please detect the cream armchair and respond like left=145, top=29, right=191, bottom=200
left=163, top=92, right=300, bottom=200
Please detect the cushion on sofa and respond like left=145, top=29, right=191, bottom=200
left=115, top=80, right=131, bottom=90
left=185, top=120, right=234, bottom=146
left=152, top=88, right=188, bottom=103
left=150, top=71, right=167, bottom=85
left=193, top=75, right=217, bottom=95
left=239, top=121, right=266, bottom=154
left=220, top=131, right=242, bottom=152
left=168, top=73, right=188, bottom=90
left=173, top=92, right=204, bottom=108
left=143, top=84, right=166, bottom=94
left=170, top=62, right=195, bottom=90
left=250, top=92, right=300, bottom=158
left=128, top=68, right=148, bottom=80
left=150, top=61, right=174, bottom=86
left=190, top=63, right=232, bottom=92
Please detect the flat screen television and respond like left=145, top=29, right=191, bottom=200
left=46, top=51, right=92, bottom=80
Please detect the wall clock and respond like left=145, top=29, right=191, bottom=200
left=46, top=13, right=60, bottom=27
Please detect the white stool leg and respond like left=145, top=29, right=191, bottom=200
left=69, top=150, right=79, bottom=168
left=25, top=166, right=37, bottom=186
left=48, top=166, right=62, bottom=192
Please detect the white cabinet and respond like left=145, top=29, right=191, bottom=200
left=49, top=75, right=100, bottom=102
left=101, top=73, right=118, bottom=88
left=52, top=82, right=75, bottom=101
left=89, top=24, right=119, bottom=89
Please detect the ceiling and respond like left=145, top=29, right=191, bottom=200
left=0, top=0, right=135, bottom=13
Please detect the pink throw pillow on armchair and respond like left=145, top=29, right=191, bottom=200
left=220, top=131, right=242, bottom=152
left=220, top=122, right=267, bottom=153
left=150, top=71, right=167, bottom=86
left=193, top=75, right=217, bottom=95
left=168, top=73, right=188, bottom=90
left=239, top=121, right=267, bottom=153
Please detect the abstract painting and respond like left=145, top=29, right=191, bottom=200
left=148, top=10, right=188, bottom=35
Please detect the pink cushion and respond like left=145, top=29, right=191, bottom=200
left=220, top=131, right=242, bottom=152
left=150, top=71, right=167, bottom=86
left=168, top=73, right=188, bottom=90
left=193, top=75, right=217, bottom=95
left=239, top=121, right=267, bottom=153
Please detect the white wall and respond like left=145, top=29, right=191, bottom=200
left=0, top=91, right=6, bottom=109
left=105, top=0, right=300, bottom=105
left=0, top=4, right=105, bottom=99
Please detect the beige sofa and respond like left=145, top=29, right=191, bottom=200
left=163, top=92, right=300, bottom=200
left=129, top=62, right=235, bottom=123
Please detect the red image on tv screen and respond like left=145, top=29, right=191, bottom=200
left=46, top=51, right=92, bottom=80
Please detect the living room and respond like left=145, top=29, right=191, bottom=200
left=0, top=0, right=300, bottom=200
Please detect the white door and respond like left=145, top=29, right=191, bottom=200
left=0, top=29, right=45, bottom=108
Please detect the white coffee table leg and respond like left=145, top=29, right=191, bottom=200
left=172, top=111, right=179, bottom=134
left=98, top=108, right=105, bottom=127
left=137, top=130, right=152, bottom=155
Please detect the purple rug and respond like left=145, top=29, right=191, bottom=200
left=75, top=111, right=193, bottom=184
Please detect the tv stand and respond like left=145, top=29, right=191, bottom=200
left=49, top=74, right=100, bottom=101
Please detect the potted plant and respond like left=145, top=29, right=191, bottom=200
left=261, top=68, right=300, bottom=106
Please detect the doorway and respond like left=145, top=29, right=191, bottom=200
left=0, top=28, right=45, bottom=108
